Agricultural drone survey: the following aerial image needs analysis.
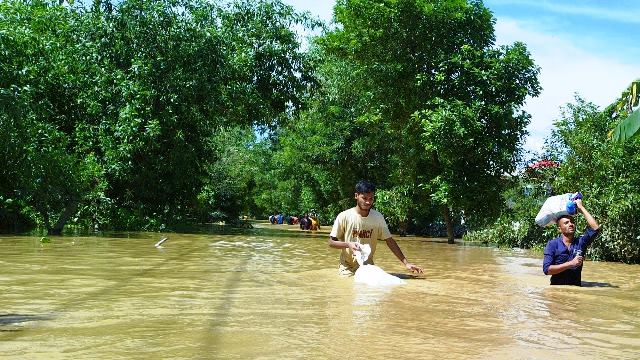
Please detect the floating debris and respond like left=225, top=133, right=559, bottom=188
left=155, top=237, right=168, bottom=248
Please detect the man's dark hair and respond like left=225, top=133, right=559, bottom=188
left=355, top=180, right=376, bottom=194
left=556, top=214, right=575, bottom=224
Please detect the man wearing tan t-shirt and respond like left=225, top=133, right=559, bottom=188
left=328, top=181, right=424, bottom=276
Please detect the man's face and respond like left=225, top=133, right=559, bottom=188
left=557, top=216, right=575, bottom=235
left=355, top=192, right=374, bottom=211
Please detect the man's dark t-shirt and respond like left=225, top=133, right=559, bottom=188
left=542, top=227, right=600, bottom=286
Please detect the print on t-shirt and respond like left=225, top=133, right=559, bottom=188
left=352, top=229, right=373, bottom=239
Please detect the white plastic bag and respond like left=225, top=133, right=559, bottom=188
left=354, top=243, right=372, bottom=266
left=535, top=192, right=582, bottom=227
left=354, top=265, right=405, bottom=286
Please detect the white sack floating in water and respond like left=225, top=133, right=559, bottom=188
left=352, top=244, right=404, bottom=286
left=354, top=264, right=405, bottom=286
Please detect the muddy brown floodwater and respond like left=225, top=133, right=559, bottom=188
left=1, top=222, right=639, bottom=359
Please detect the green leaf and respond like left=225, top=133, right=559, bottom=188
left=611, top=108, right=640, bottom=142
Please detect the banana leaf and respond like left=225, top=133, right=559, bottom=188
left=610, top=108, right=640, bottom=142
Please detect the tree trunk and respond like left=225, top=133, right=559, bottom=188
left=47, top=200, right=79, bottom=236
left=443, top=205, right=454, bottom=244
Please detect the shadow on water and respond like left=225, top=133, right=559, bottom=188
left=581, top=281, right=619, bottom=288
left=388, top=273, right=423, bottom=280
left=202, top=249, right=249, bottom=355
left=0, top=314, right=55, bottom=332
left=0, top=313, right=54, bottom=326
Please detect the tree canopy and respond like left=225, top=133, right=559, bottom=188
left=0, top=0, right=317, bottom=233
left=265, top=0, right=540, bottom=242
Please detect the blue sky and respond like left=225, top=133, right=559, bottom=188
left=282, top=0, right=639, bottom=154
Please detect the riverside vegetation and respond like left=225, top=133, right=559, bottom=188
left=1, top=0, right=638, bottom=263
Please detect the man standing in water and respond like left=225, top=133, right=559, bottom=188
left=328, top=180, right=424, bottom=276
left=542, top=199, right=600, bottom=286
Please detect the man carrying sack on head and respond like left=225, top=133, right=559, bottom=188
left=542, top=198, right=600, bottom=286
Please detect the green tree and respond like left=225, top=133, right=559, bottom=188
left=96, top=0, right=317, bottom=229
left=310, top=0, right=540, bottom=242
left=0, top=0, right=317, bottom=233
left=0, top=0, right=102, bottom=234
left=198, top=126, right=261, bottom=221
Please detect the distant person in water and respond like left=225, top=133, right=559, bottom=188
left=328, top=180, right=424, bottom=276
left=300, top=214, right=311, bottom=230
left=542, top=198, right=600, bottom=286
left=310, top=214, right=320, bottom=230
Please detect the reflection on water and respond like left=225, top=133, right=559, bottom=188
left=1, top=223, right=639, bottom=359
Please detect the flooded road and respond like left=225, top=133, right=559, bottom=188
left=1, top=223, right=639, bottom=359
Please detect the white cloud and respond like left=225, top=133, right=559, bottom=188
left=495, top=18, right=638, bottom=153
